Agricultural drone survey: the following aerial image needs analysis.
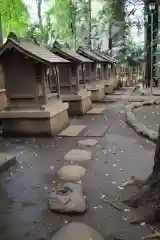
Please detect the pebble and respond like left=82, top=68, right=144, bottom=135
left=117, top=186, right=124, bottom=190
left=140, top=222, right=146, bottom=226
left=124, top=209, right=130, bottom=212
left=50, top=166, right=55, bottom=170
left=112, top=182, right=116, bottom=184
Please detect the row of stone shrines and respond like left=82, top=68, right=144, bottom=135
left=0, top=33, right=117, bottom=137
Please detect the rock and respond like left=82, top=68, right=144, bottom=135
left=78, top=139, right=98, bottom=147
left=52, top=222, right=104, bottom=240
left=48, top=183, right=86, bottom=213
left=64, top=149, right=92, bottom=162
left=57, top=165, right=86, bottom=181
left=0, top=154, right=16, bottom=172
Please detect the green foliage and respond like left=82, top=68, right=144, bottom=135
left=46, top=0, right=77, bottom=47
left=0, top=0, right=29, bottom=39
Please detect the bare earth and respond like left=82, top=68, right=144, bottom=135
left=0, top=91, right=156, bottom=240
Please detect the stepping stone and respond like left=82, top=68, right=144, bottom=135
left=57, top=165, right=86, bottom=181
left=48, top=183, right=86, bottom=213
left=87, top=107, right=106, bottom=115
left=59, top=125, right=86, bottom=137
left=0, top=154, right=16, bottom=172
left=64, top=149, right=92, bottom=162
left=78, top=139, right=98, bottom=147
left=52, top=222, right=104, bottom=240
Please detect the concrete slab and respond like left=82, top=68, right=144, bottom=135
left=57, top=165, right=86, bottom=181
left=87, top=108, right=106, bottom=115
left=59, top=125, right=86, bottom=137
left=52, top=222, right=104, bottom=240
left=0, top=154, right=16, bottom=172
left=78, top=139, right=98, bottom=147
left=84, top=126, right=109, bottom=137
left=48, top=183, right=86, bottom=213
left=64, top=149, right=92, bottom=162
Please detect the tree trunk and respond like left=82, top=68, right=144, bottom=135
left=145, top=3, right=151, bottom=87
left=36, top=0, right=43, bottom=43
left=108, top=23, right=112, bottom=56
left=88, top=0, right=92, bottom=49
left=0, top=13, right=3, bottom=45
left=152, top=3, right=159, bottom=87
left=124, top=126, right=160, bottom=223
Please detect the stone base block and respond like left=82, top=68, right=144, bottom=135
left=61, top=90, right=92, bottom=116
left=104, top=84, right=114, bottom=94
left=0, top=102, right=69, bottom=137
left=87, top=84, right=105, bottom=102
left=0, top=89, right=7, bottom=111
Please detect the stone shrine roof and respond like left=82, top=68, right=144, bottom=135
left=51, top=46, right=93, bottom=63
left=93, top=51, right=117, bottom=63
left=77, top=47, right=106, bottom=62
left=0, top=34, right=69, bottom=64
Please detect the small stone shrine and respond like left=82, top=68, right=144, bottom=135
left=93, top=51, right=117, bottom=94
left=51, top=45, right=92, bottom=115
left=77, top=47, right=106, bottom=102
left=0, top=33, right=70, bottom=136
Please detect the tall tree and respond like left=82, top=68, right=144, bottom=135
left=47, top=0, right=77, bottom=48
left=0, top=0, right=29, bottom=39
left=36, top=0, right=43, bottom=42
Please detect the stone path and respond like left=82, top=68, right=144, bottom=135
left=64, top=149, right=92, bottom=162
left=48, top=183, right=87, bottom=213
left=52, top=222, right=104, bottom=240
left=78, top=138, right=98, bottom=147
left=57, top=165, right=86, bottom=181
left=0, top=88, right=155, bottom=240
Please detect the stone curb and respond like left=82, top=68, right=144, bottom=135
left=125, top=99, right=160, bottom=143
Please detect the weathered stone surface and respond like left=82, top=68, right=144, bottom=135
left=52, top=222, right=104, bottom=240
left=0, top=154, right=16, bottom=172
left=78, top=139, right=98, bottom=147
left=57, top=165, right=86, bottom=181
left=87, top=107, right=106, bottom=114
left=125, top=102, right=158, bottom=143
left=48, top=183, right=86, bottom=213
left=64, top=149, right=92, bottom=162
left=59, top=125, right=86, bottom=137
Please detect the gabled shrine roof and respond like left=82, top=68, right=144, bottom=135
left=51, top=45, right=93, bottom=63
left=0, top=33, right=69, bottom=64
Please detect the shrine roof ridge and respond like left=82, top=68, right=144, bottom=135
left=93, top=51, right=117, bottom=63
left=51, top=45, right=93, bottom=63
left=0, top=33, right=70, bottom=64
left=77, top=47, right=107, bottom=62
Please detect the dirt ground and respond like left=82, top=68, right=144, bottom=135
left=0, top=97, right=156, bottom=240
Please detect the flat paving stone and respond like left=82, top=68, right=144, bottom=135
left=87, top=108, right=106, bottom=115
left=59, top=125, right=86, bottom=137
left=52, top=222, right=104, bottom=240
left=78, top=139, right=98, bottom=147
left=84, top=126, right=109, bottom=137
left=64, top=149, right=92, bottom=162
left=0, top=154, right=16, bottom=172
left=57, top=165, right=86, bottom=181
left=48, top=183, right=86, bottom=213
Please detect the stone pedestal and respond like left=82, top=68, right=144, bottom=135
left=61, top=89, right=92, bottom=116
left=86, top=84, right=105, bottom=102
left=104, top=84, right=114, bottom=94
left=0, top=89, right=7, bottom=110
left=0, top=101, right=69, bottom=137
